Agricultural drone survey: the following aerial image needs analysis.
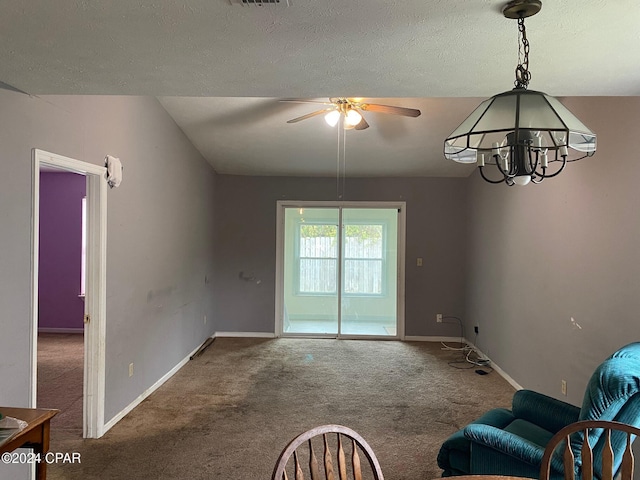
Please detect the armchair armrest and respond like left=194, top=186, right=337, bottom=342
left=512, top=389, right=580, bottom=433
left=464, top=424, right=566, bottom=476
left=463, top=424, right=546, bottom=467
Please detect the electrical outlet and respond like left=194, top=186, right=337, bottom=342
left=203, top=315, right=207, bottom=325
left=129, top=363, right=134, bottom=378
left=561, top=379, right=567, bottom=396
left=474, top=325, right=479, bottom=334
left=416, top=257, right=423, bottom=267
left=436, top=313, right=443, bottom=323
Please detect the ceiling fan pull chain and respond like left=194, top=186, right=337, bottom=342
left=336, top=116, right=341, bottom=199
left=341, top=124, right=347, bottom=200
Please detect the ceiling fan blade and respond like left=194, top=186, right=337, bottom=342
left=354, top=115, right=369, bottom=130
left=0, top=80, right=30, bottom=95
left=280, top=99, right=334, bottom=106
left=359, top=103, right=421, bottom=117
left=286, top=108, right=333, bottom=124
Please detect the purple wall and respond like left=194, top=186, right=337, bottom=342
left=38, top=172, right=86, bottom=330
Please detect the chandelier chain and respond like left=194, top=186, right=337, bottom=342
left=514, top=17, right=531, bottom=89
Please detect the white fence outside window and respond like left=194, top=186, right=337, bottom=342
left=298, top=224, right=383, bottom=295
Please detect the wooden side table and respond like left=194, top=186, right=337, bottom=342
left=0, top=407, right=59, bottom=480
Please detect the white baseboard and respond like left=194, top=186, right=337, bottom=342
left=488, top=360, right=523, bottom=391
left=38, top=327, right=84, bottom=334
left=406, top=336, right=523, bottom=391
left=214, top=331, right=276, bottom=338
left=403, top=335, right=466, bottom=343
left=467, top=341, right=523, bottom=391
left=102, top=340, right=207, bottom=434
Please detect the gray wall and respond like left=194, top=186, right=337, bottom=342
left=3, top=90, right=637, bottom=476
left=0, top=91, right=217, bottom=423
left=213, top=175, right=469, bottom=336
left=464, top=96, right=640, bottom=405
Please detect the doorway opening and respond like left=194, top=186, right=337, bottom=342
left=37, top=169, right=86, bottom=437
left=276, top=201, right=406, bottom=339
left=31, top=149, right=107, bottom=439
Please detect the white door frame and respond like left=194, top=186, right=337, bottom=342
left=275, top=200, right=406, bottom=340
left=31, top=149, right=107, bottom=438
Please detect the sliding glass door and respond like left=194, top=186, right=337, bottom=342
left=279, top=203, right=402, bottom=338
left=283, top=207, right=340, bottom=334
left=340, top=208, right=398, bottom=336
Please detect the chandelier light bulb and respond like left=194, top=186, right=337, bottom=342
left=532, top=135, right=542, bottom=149
left=492, top=142, right=501, bottom=157
left=513, top=175, right=531, bottom=186
left=540, top=152, right=548, bottom=168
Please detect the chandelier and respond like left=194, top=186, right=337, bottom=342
left=443, top=0, right=596, bottom=186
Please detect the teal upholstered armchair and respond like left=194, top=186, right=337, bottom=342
left=437, top=342, right=640, bottom=479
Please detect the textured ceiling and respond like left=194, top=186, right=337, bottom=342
left=3, top=0, right=638, bottom=177
left=158, top=96, right=483, bottom=177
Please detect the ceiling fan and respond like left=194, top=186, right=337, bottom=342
left=283, top=97, right=421, bottom=130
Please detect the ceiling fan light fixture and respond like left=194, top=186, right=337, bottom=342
left=324, top=110, right=341, bottom=127
left=324, top=108, right=363, bottom=129
left=285, top=97, right=420, bottom=131
left=443, top=0, right=596, bottom=186
left=345, top=109, right=362, bottom=127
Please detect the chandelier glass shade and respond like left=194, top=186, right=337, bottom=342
left=443, top=0, right=597, bottom=186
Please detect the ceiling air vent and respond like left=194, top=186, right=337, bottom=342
left=231, top=0, right=290, bottom=5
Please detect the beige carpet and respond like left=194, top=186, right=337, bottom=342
left=37, top=333, right=84, bottom=435
left=47, top=338, right=515, bottom=480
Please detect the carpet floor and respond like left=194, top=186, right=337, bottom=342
left=37, top=333, right=84, bottom=436
left=47, top=338, right=515, bottom=480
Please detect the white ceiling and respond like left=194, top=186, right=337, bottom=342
left=3, top=0, right=638, bottom=177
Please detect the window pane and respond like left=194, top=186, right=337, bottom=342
left=297, top=221, right=385, bottom=295
left=299, top=259, right=337, bottom=293
left=344, top=225, right=383, bottom=258
left=299, top=223, right=337, bottom=293
left=343, top=224, right=383, bottom=294
left=300, top=224, right=337, bottom=258
left=344, top=259, right=382, bottom=294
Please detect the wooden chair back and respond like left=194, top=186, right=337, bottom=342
left=540, top=420, right=640, bottom=480
left=271, top=424, right=384, bottom=480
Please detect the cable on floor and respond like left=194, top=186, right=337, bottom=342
left=440, top=320, right=493, bottom=373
